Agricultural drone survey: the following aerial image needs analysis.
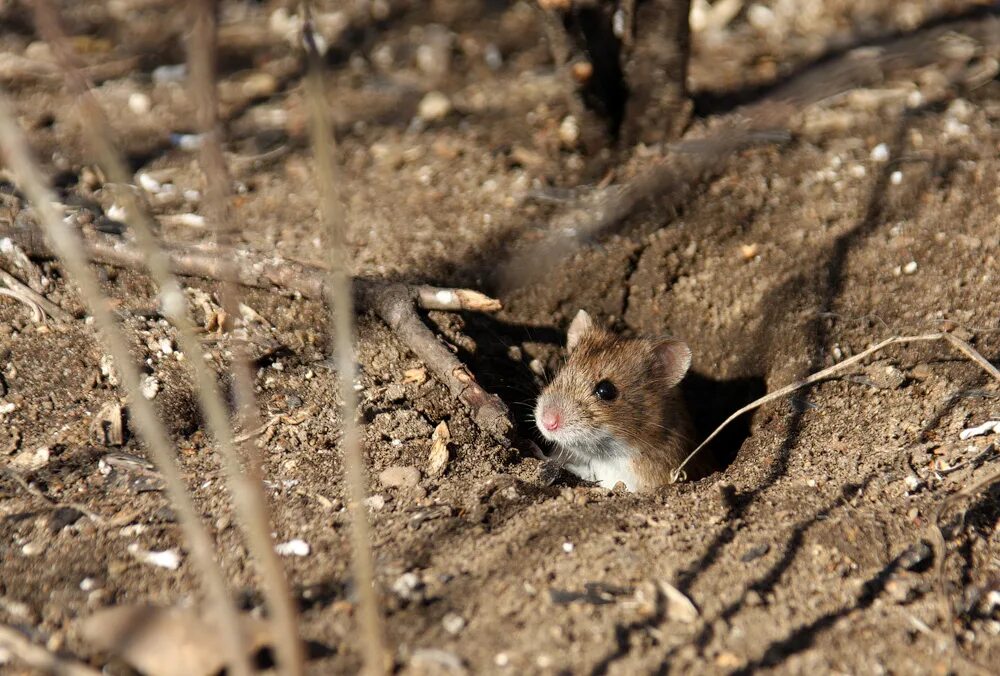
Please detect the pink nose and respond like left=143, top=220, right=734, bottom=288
left=541, top=409, right=561, bottom=432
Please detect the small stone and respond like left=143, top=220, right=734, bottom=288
left=870, top=143, right=889, bottom=162
left=904, top=475, right=923, bottom=492
left=442, top=612, right=466, bottom=635
left=49, top=507, right=84, bottom=533
left=418, top=91, right=452, bottom=121
left=902, top=261, right=918, bottom=275
left=392, top=571, right=425, bottom=600
left=157, top=338, right=173, bottom=355
left=364, top=494, right=386, bottom=511
left=562, top=542, right=574, bottom=553
left=384, top=383, right=406, bottom=402
left=890, top=170, right=903, bottom=185
left=558, top=115, right=579, bottom=147
left=11, top=446, right=50, bottom=472
left=80, top=577, right=98, bottom=592
left=128, top=92, right=151, bottom=115
left=275, top=539, right=310, bottom=557
left=140, top=376, right=160, bottom=400
left=379, top=465, right=421, bottom=489
left=127, top=544, right=181, bottom=570
left=494, top=653, right=509, bottom=667
left=21, top=541, right=46, bottom=557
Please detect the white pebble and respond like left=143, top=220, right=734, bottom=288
left=140, top=376, right=160, bottom=400
left=559, top=115, right=580, bottom=147
left=137, top=172, right=161, bottom=193
left=80, top=577, right=97, bottom=591
left=0, top=401, right=16, bottom=415
left=902, top=261, right=918, bottom=275
left=870, top=143, right=889, bottom=162
left=275, top=539, right=311, bottom=557
left=21, top=541, right=46, bottom=557
left=903, top=475, right=922, bottom=492
left=442, top=613, right=466, bottom=635
left=158, top=338, right=173, bottom=355
left=562, top=542, right=574, bottom=553
left=890, top=171, right=903, bottom=185
left=128, top=92, right=152, bottom=115
left=747, top=4, right=776, bottom=29
left=106, top=204, right=127, bottom=222
left=494, top=653, right=510, bottom=667
left=849, top=164, right=867, bottom=178
left=418, top=91, right=452, bottom=121
left=128, top=544, right=182, bottom=570
left=364, top=494, right=386, bottom=511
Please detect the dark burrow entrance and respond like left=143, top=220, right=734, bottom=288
left=454, top=313, right=766, bottom=482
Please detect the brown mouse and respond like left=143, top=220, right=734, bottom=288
left=534, top=310, right=702, bottom=492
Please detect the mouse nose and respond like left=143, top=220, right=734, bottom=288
left=541, top=408, right=561, bottom=432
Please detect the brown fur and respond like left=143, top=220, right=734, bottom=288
left=542, top=319, right=706, bottom=491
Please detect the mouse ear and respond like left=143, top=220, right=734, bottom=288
left=655, top=338, right=691, bottom=387
left=566, top=310, right=595, bottom=353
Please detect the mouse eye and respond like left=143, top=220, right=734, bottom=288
left=593, top=379, right=618, bottom=401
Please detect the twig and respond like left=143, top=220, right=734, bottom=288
left=670, top=332, right=1000, bottom=482
left=0, top=266, right=74, bottom=322
left=187, top=2, right=304, bottom=673
left=362, top=283, right=512, bottom=439
left=0, top=285, right=43, bottom=322
left=0, top=88, right=253, bottom=676
left=0, top=624, right=100, bottom=676
left=0, top=226, right=510, bottom=434
left=303, top=11, right=388, bottom=674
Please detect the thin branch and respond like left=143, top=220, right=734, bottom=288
left=303, top=11, right=389, bottom=674
left=0, top=88, right=253, bottom=676
left=0, top=624, right=101, bottom=676
left=670, top=332, right=1000, bottom=482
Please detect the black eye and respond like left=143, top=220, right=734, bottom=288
left=593, top=379, right=617, bottom=401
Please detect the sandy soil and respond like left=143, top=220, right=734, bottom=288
left=1, top=1, right=999, bottom=674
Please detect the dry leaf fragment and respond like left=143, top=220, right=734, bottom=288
left=428, top=421, right=451, bottom=477
left=402, top=367, right=428, bottom=385
left=659, top=580, right=699, bottom=623
left=79, top=604, right=272, bottom=676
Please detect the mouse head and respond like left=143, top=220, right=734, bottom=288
left=534, top=310, right=691, bottom=456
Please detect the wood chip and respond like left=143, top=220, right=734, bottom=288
left=89, top=401, right=125, bottom=446
left=427, top=421, right=450, bottom=477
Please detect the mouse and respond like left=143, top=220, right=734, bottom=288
left=534, top=309, right=702, bottom=492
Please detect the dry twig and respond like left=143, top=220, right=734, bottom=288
left=670, top=332, right=1000, bottom=482
left=0, top=266, right=74, bottom=322
left=303, top=12, right=389, bottom=673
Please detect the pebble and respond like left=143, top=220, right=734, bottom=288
left=562, top=542, right=574, bottom=553
left=558, top=115, right=580, bottom=147
left=127, top=544, right=182, bottom=570
left=128, top=92, right=152, bottom=115
left=418, top=91, right=452, bottom=121
left=364, top=494, right=386, bottom=511
left=21, top=541, right=46, bottom=557
left=890, top=170, right=903, bottom=185
left=442, top=612, right=466, bottom=635
left=379, top=465, right=421, bottom=489
left=392, top=571, right=424, bottom=600
left=11, top=446, right=50, bottom=472
left=140, top=376, right=160, bottom=400
left=902, top=261, right=918, bottom=275
left=275, top=539, right=311, bottom=557
left=903, top=475, right=923, bottom=492
left=152, top=64, right=186, bottom=84
left=870, top=143, right=889, bottom=162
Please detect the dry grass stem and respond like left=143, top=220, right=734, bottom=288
left=671, top=332, right=1000, bottom=482
left=186, top=1, right=304, bottom=672
left=0, top=92, right=253, bottom=676
left=303, top=13, right=389, bottom=675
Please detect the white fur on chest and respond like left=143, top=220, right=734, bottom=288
left=563, top=454, right=638, bottom=491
